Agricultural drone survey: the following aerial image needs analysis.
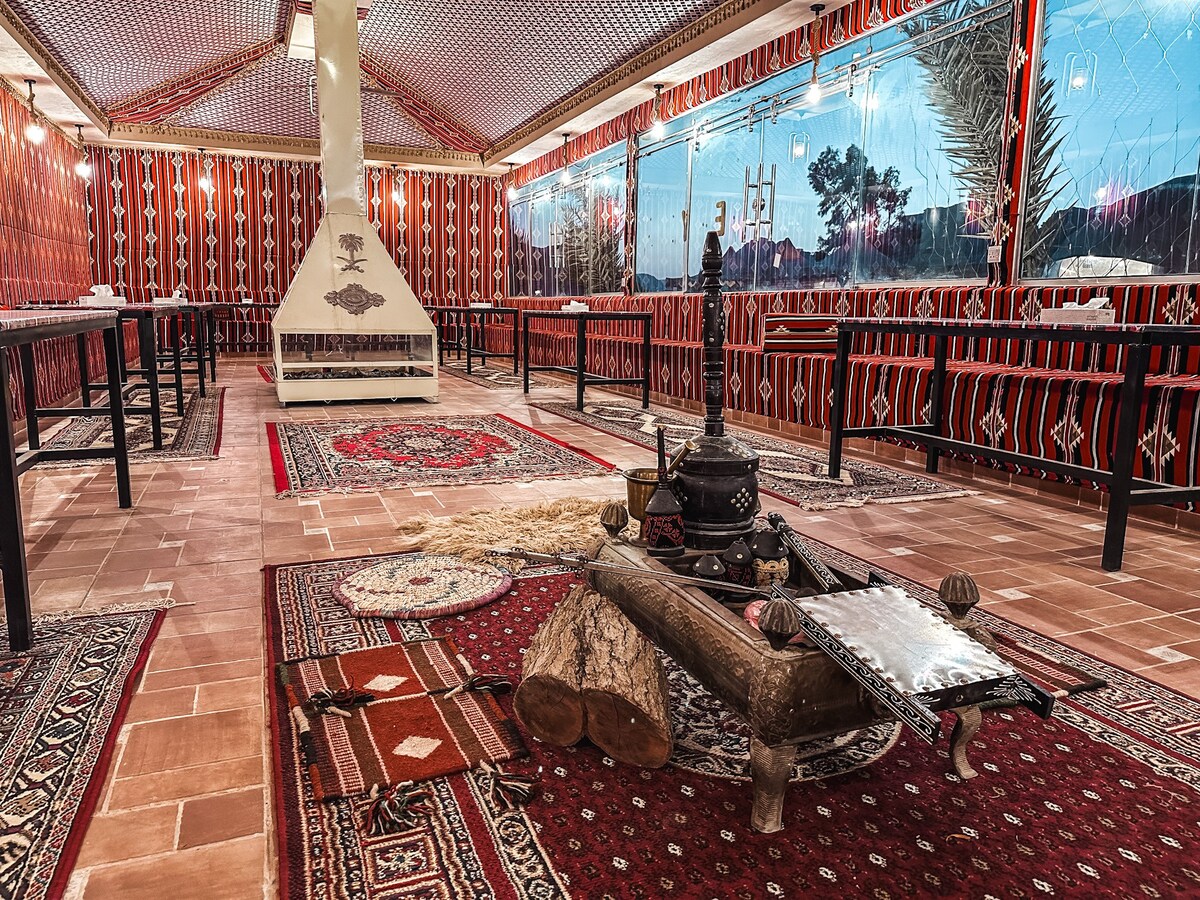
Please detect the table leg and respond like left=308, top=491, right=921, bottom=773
left=138, top=317, right=164, bottom=451
left=1103, top=343, right=1149, bottom=571
left=949, top=705, right=983, bottom=780
left=575, top=317, right=587, bottom=411
left=191, top=310, right=208, bottom=398
left=641, top=318, right=651, bottom=409
left=827, top=329, right=852, bottom=478
left=926, top=333, right=948, bottom=474
left=76, top=333, right=91, bottom=408
left=522, top=315, right=531, bottom=394
left=18, top=345, right=39, bottom=451
left=749, top=738, right=796, bottom=834
left=466, top=311, right=475, bottom=376
left=206, top=308, right=218, bottom=382
left=511, top=312, right=519, bottom=375
left=436, top=313, right=445, bottom=367
left=170, top=315, right=185, bottom=416
left=103, top=326, right=133, bottom=510
left=0, top=350, right=33, bottom=652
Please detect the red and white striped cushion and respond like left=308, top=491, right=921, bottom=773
left=761, top=315, right=838, bottom=353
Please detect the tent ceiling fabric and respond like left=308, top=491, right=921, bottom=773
left=1, top=0, right=740, bottom=163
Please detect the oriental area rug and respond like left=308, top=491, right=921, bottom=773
left=264, top=541, right=1200, bottom=899
left=267, top=414, right=613, bottom=497
left=0, top=606, right=165, bottom=900
left=440, top=359, right=555, bottom=390
left=533, top=399, right=975, bottom=510
left=38, top=387, right=225, bottom=464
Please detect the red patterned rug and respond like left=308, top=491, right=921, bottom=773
left=0, top=606, right=165, bottom=899
left=267, top=414, right=613, bottom=497
left=280, top=639, right=525, bottom=801
left=266, top=540, right=1200, bottom=898
left=258, top=364, right=275, bottom=383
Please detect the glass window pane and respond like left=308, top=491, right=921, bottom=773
left=635, top=141, right=689, bottom=291
left=1022, top=0, right=1200, bottom=278
left=507, top=199, right=530, bottom=296
left=688, top=122, right=763, bottom=290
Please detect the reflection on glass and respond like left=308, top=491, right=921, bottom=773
left=1021, top=0, right=1200, bottom=278
left=507, top=146, right=627, bottom=297
left=630, top=0, right=1013, bottom=291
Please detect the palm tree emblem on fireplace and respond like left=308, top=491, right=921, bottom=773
left=337, top=233, right=365, bottom=272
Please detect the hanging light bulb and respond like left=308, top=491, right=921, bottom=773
left=23, top=80, right=46, bottom=144
left=807, top=5, right=825, bottom=105
left=73, top=125, right=92, bottom=178
left=197, top=148, right=214, bottom=196
left=649, top=84, right=667, bottom=141
left=505, top=163, right=518, bottom=201
left=390, top=165, right=404, bottom=206
left=559, top=133, right=572, bottom=185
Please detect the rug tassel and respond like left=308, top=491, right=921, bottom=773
left=444, top=674, right=512, bottom=698
left=364, top=782, right=434, bottom=836
left=478, top=760, right=537, bottom=811
left=308, top=686, right=375, bottom=718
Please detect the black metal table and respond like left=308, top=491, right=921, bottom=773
left=156, top=303, right=207, bottom=402
left=522, top=310, right=652, bottom=410
left=428, top=305, right=519, bottom=375
left=24, top=303, right=177, bottom=450
left=827, top=317, right=1200, bottom=571
left=1, top=309, right=132, bottom=651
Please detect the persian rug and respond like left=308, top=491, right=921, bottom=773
left=332, top=553, right=513, bottom=619
left=280, top=639, right=525, bottom=801
left=0, top=606, right=165, bottom=900
left=38, top=387, right=225, bottom=464
left=263, top=542, right=1200, bottom=900
left=258, top=364, right=275, bottom=383
left=533, top=399, right=976, bottom=510
left=440, top=359, right=554, bottom=390
left=267, top=414, right=613, bottom=497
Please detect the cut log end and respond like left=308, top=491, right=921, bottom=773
left=514, top=678, right=585, bottom=746
left=584, top=690, right=673, bottom=769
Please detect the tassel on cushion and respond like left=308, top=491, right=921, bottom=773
left=364, top=782, right=433, bottom=836
left=308, top=685, right=375, bottom=718
left=478, top=760, right=537, bottom=811
left=443, top=674, right=512, bottom=698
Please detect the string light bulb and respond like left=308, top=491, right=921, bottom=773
left=505, top=163, right=518, bottom=201
left=23, top=80, right=46, bottom=144
left=807, top=5, right=825, bottom=104
left=559, top=133, right=572, bottom=185
left=390, top=165, right=404, bottom=206
left=73, top=124, right=92, bottom=178
left=197, top=148, right=214, bottom=197
left=649, top=84, right=667, bottom=141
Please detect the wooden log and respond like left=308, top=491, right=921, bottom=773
left=581, top=593, right=673, bottom=768
left=514, top=584, right=593, bottom=746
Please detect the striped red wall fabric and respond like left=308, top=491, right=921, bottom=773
left=87, top=147, right=506, bottom=308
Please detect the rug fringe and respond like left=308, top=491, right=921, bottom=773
left=2, top=598, right=178, bottom=628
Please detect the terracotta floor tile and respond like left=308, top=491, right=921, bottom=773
left=119, top=708, right=264, bottom=777
left=195, top=677, right=264, bottom=713
left=80, top=835, right=266, bottom=900
left=178, top=788, right=265, bottom=849
left=124, top=686, right=197, bottom=724
left=76, top=804, right=179, bottom=868
left=106, top=757, right=265, bottom=810
left=147, top=627, right=263, bottom=673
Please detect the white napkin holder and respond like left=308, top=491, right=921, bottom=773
left=1040, top=297, right=1115, bottom=325
left=79, top=284, right=126, bottom=306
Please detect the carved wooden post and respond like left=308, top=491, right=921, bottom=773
left=701, top=230, right=726, bottom=439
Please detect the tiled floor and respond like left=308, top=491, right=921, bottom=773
left=18, top=357, right=1199, bottom=898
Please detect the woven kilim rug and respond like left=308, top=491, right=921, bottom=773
left=0, top=606, right=165, bottom=900
left=440, top=359, right=555, bottom=390
left=267, top=414, right=613, bottom=497
left=533, top=399, right=975, bottom=510
left=280, top=639, right=525, bottom=801
left=258, top=364, right=275, bottom=383
left=262, top=541, right=1200, bottom=899
left=38, top=387, right=225, bottom=464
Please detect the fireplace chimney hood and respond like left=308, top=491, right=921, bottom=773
left=271, top=0, right=438, bottom=404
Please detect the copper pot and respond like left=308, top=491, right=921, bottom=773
left=622, top=468, right=665, bottom=522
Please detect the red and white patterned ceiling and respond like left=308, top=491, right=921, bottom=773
left=0, top=0, right=755, bottom=162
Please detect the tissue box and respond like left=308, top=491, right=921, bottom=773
left=468, top=302, right=494, bottom=308
left=79, top=296, right=126, bottom=307
left=1040, top=307, right=1116, bottom=325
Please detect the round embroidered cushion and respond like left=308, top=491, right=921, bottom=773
left=332, top=553, right=513, bottom=619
